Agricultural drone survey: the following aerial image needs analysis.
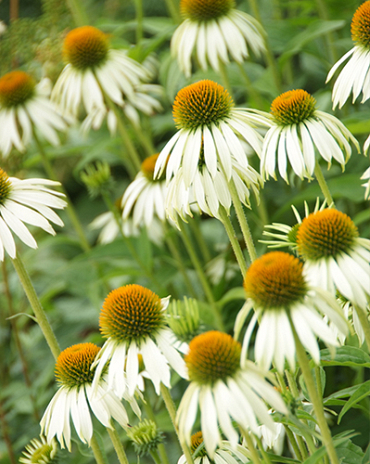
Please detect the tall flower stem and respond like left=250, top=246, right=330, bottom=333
left=33, top=131, right=91, bottom=253
left=11, top=256, right=61, bottom=360
left=150, top=449, right=162, bottom=464
left=163, top=0, right=181, bottom=23
left=229, top=179, right=258, bottom=262
left=188, top=218, right=211, bottom=263
left=314, top=161, right=334, bottom=206
left=91, top=435, right=109, bottom=464
left=255, top=436, right=273, bottom=464
left=178, top=222, right=224, bottom=331
left=219, top=206, right=247, bottom=275
left=0, top=400, right=16, bottom=464
left=218, top=60, right=233, bottom=97
left=107, top=426, right=130, bottom=464
left=129, top=117, right=156, bottom=157
left=354, top=305, right=370, bottom=351
left=236, top=62, right=265, bottom=108
left=284, top=425, right=304, bottom=460
left=160, top=384, right=195, bottom=464
left=143, top=391, right=170, bottom=464
left=133, top=0, right=144, bottom=44
left=289, top=317, right=339, bottom=464
left=241, top=429, right=262, bottom=464
left=2, top=260, right=39, bottom=421
left=315, top=0, right=337, bottom=63
left=65, top=0, right=89, bottom=26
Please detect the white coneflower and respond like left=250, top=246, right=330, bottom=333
left=92, top=284, right=187, bottom=398
left=40, top=343, right=132, bottom=451
left=178, top=431, right=250, bottom=464
left=236, top=252, right=348, bottom=373
left=261, top=89, right=359, bottom=182
left=171, top=0, right=266, bottom=77
left=326, top=1, right=370, bottom=109
left=177, top=330, right=287, bottom=458
left=19, top=436, right=58, bottom=464
left=154, top=80, right=268, bottom=188
left=0, top=168, right=67, bottom=260
left=122, top=154, right=167, bottom=228
left=52, top=26, right=161, bottom=131
left=0, top=71, right=67, bottom=157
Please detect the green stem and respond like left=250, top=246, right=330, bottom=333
left=241, top=430, right=262, bottom=464
left=134, top=0, right=143, bottom=44
left=289, top=317, right=339, bottom=464
left=178, top=222, right=224, bottom=331
left=91, top=435, right=109, bottom=464
left=218, top=206, right=247, bottom=276
left=286, top=370, right=299, bottom=398
left=130, top=117, right=155, bottom=157
left=160, top=384, right=195, bottom=464
left=236, top=61, right=265, bottom=108
left=315, top=0, right=337, bottom=63
left=248, top=0, right=282, bottom=93
left=284, top=425, right=303, bottom=461
left=229, top=179, right=258, bottom=262
left=276, top=371, right=287, bottom=391
left=12, top=256, right=61, bottom=360
left=354, top=305, right=370, bottom=351
left=107, top=426, right=129, bottom=464
left=33, top=131, right=91, bottom=252
left=150, top=449, right=163, bottom=464
left=314, top=161, right=334, bottom=206
left=0, top=400, right=16, bottom=464
left=188, top=218, right=211, bottom=264
left=65, top=0, right=89, bottom=26
left=255, top=435, right=273, bottom=464
left=218, top=60, right=233, bottom=96
left=163, top=0, right=181, bottom=23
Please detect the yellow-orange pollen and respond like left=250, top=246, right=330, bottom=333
left=296, top=209, right=358, bottom=261
left=181, top=0, right=234, bottom=21
left=185, top=331, right=241, bottom=385
left=244, top=251, right=307, bottom=310
left=0, top=168, right=12, bottom=206
left=173, top=80, right=233, bottom=130
left=141, top=154, right=164, bottom=181
left=0, top=71, right=35, bottom=108
left=190, top=432, right=207, bottom=456
left=63, top=26, right=109, bottom=70
left=351, top=1, right=370, bottom=47
left=271, top=89, right=316, bottom=126
left=55, top=343, right=100, bottom=388
left=99, top=284, right=165, bottom=342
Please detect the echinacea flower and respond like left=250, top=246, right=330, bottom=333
left=40, top=343, right=131, bottom=451
left=92, top=284, right=187, bottom=398
left=178, top=431, right=250, bottom=464
left=0, top=168, right=67, bottom=260
left=337, top=298, right=368, bottom=346
left=236, top=252, right=348, bottom=373
left=177, top=330, right=287, bottom=458
left=20, top=436, right=58, bottom=464
left=171, top=0, right=266, bottom=77
left=154, top=80, right=268, bottom=188
left=0, top=71, right=67, bottom=157
left=122, top=154, right=167, bottom=228
left=52, top=26, right=160, bottom=130
left=126, top=419, right=164, bottom=457
left=326, top=1, right=370, bottom=109
left=261, top=89, right=359, bottom=181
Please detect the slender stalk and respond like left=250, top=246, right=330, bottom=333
left=314, top=161, right=334, bottom=206
left=130, top=117, right=155, bottom=157
left=276, top=371, right=287, bottom=392
left=241, top=430, right=262, bottom=464
left=134, top=0, right=144, bottom=44
left=150, top=449, right=163, bottom=464
left=2, top=260, right=39, bottom=421
left=218, top=60, right=233, bottom=96
left=284, top=425, right=303, bottom=460
left=219, top=206, right=247, bottom=276
left=33, top=131, right=91, bottom=252
left=0, top=400, right=16, bottom=464
left=289, top=317, right=339, bottom=464
left=229, top=179, right=258, bottom=262
left=236, top=61, right=265, bottom=108
left=107, top=426, right=130, bottom=464
left=178, top=222, right=224, bottom=331
left=354, top=305, right=370, bottom=351
left=255, top=435, right=273, bottom=464
left=160, top=384, right=195, bottom=464
left=65, top=0, right=90, bottom=26
left=91, top=435, right=109, bottom=464
left=315, top=0, right=337, bottom=63
left=163, top=0, right=181, bottom=23
left=247, top=0, right=282, bottom=92
left=188, top=218, right=211, bottom=263
left=10, top=0, right=19, bottom=21
left=12, top=256, right=61, bottom=360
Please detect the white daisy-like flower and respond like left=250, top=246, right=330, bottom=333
left=235, top=252, right=348, bottom=373
left=52, top=26, right=161, bottom=130
left=40, top=343, right=133, bottom=451
left=178, top=431, right=250, bottom=464
left=257, top=417, right=285, bottom=456
left=0, top=168, right=67, bottom=260
left=154, top=79, right=269, bottom=188
left=122, top=154, right=167, bottom=228
left=0, top=71, right=68, bottom=157
left=361, top=165, right=370, bottom=198
left=326, top=1, right=370, bottom=109
left=20, top=436, right=58, bottom=464
left=171, top=0, right=266, bottom=77
left=260, top=89, right=359, bottom=182
left=177, top=330, right=288, bottom=459
left=92, top=284, right=187, bottom=399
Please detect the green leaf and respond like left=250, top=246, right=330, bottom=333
left=266, top=453, right=300, bottom=464
left=303, top=433, right=358, bottom=464
left=320, top=346, right=370, bottom=368
left=336, top=440, right=364, bottom=464
left=362, top=443, right=370, bottom=464
left=216, top=287, right=245, bottom=308
left=338, top=380, right=370, bottom=424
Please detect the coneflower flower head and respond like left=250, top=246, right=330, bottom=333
left=19, top=436, right=58, bottom=464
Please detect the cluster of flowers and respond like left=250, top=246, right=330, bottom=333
left=0, top=0, right=368, bottom=462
